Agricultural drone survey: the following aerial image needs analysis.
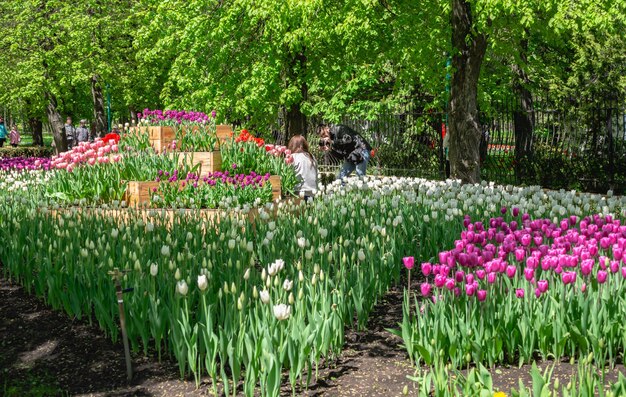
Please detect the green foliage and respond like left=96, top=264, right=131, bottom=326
left=0, top=146, right=54, bottom=158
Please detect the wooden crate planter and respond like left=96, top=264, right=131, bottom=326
left=124, top=181, right=160, bottom=207
left=176, top=151, right=222, bottom=177
left=124, top=175, right=281, bottom=207
left=268, top=175, right=281, bottom=200
left=128, top=126, right=176, bottom=152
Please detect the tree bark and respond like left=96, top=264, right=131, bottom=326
left=29, top=117, right=44, bottom=146
left=45, top=92, right=67, bottom=154
left=448, top=0, right=488, bottom=184
left=284, top=51, right=308, bottom=142
left=91, top=74, right=108, bottom=137
left=512, top=37, right=534, bottom=183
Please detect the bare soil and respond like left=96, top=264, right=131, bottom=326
left=1, top=275, right=624, bottom=396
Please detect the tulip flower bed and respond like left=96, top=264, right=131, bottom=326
left=3, top=174, right=626, bottom=395
left=399, top=210, right=626, bottom=384
left=0, top=156, right=51, bottom=171
left=150, top=170, right=276, bottom=208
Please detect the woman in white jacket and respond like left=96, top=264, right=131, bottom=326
left=287, top=135, right=319, bottom=200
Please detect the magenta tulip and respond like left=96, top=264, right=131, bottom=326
left=420, top=283, right=431, bottom=297
left=403, top=257, right=415, bottom=270
left=537, top=280, right=549, bottom=293
left=421, top=262, right=432, bottom=276
left=506, top=265, right=517, bottom=278
left=515, top=289, right=525, bottom=298
left=597, top=270, right=608, bottom=284
left=477, top=290, right=487, bottom=301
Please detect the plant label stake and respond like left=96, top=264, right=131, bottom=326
left=108, top=268, right=134, bottom=381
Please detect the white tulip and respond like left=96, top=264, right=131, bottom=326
left=273, top=304, right=291, bottom=321
left=283, top=279, right=293, bottom=291
left=260, top=289, right=270, bottom=304
left=197, top=274, right=208, bottom=291
left=150, top=263, right=158, bottom=276
left=176, top=280, right=188, bottom=296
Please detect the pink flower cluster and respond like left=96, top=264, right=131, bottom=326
left=50, top=138, right=121, bottom=172
left=138, top=109, right=215, bottom=124
left=418, top=212, right=626, bottom=302
left=264, top=144, right=294, bottom=164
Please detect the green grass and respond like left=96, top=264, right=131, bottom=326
left=18, top=133, right=54, bottom=147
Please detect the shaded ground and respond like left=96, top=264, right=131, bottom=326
left=1, top=275, right=624, bottom=396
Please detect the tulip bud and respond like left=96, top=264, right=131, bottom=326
left=261, top=268, right=267, bottom=281
left=244, top=268, right=250, bottom=280
left=298, top=288, right=304, bottom=300
left=174, top=268, right=181, bottom=280
left=252, top=286, right=259, bottom=299
left=288, top=292, right=294, bottom=305
left=298, top=270, right=304, bottom=282
left=320, top=270, right=325, bottom=282
left=231, top=282, right=237, bottom=294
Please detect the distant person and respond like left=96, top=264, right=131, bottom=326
left=9, top=124, right=20, bottom=147
left=64, top=117, right=76, bottom=149
left=318, top=124, right=372, bottom=179
left=0, top=117, right=7, bottom=147
left=76, top=119, right=90, bottom=144
left=287, top=135, right=318, bottom=200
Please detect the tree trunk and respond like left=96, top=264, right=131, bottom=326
left=448, top=0, right=488, bottom=184
left=45, top=92, right=67, bottom=154
left=29, top=117, right=44, bottom=146
left=284, top=51, right=308, bottom=142
left=512, top=37, right=534, bottom=183
left=91, top=74, right=108, bottom=137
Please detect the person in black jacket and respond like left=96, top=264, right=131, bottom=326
left=318, top=124, right=372, bottom=178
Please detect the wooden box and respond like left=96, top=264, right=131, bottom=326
left=176, top=151, right=222, bottom=177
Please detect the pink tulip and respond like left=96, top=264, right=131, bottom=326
left=506, top=265, right=517, bottom=278
left=434, top=274, right=446, bottom=288
left=402, top=256, right=414, bottom=270
left=455, top=270, right=465, bottom=283
left=466, top=273, right=475, bottom=284
left=476, top=269, right=486, bottom=280
left=537, top=280, right=549, bottom=293
left=465, top=283, right=476, bottom=296
left=515, top=248, right=526, bottom=262
left=87, top=158, right=96, bottom=166
left=610, top=260, right=619, bottom=273
left=421, top=262, right=432, bottom=276
left=524, top=267, right=534, bottom=281
left=597, top=270, right=608, bottom=284
left=444, top=278, right=455, bottom=290
left=581, top=259, right=594, bottom=276
left=487, top=272, right=497, bottom=284
left=515, top=289, right=525, bottom=298
left=581, top=283, right=587, bottom=293
left=420, top=283, right=431, bottom=297
left=622, top=267, right=626, bottom=279
left=535, top=288, right=541, bottom=298
left=477, top=290, right=487, bottom=301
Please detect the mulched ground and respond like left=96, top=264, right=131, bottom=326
left=1, top=274, right=624, bottom=396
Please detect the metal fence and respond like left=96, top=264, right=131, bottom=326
left=271, top=97, right=626, bottom=193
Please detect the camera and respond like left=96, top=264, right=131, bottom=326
left=318, top=139, right=330, bottom=147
